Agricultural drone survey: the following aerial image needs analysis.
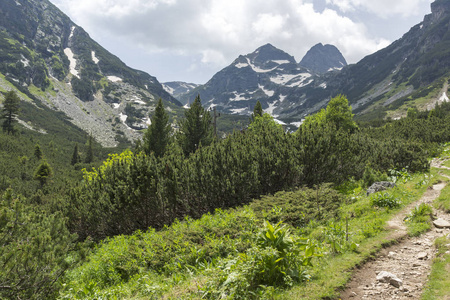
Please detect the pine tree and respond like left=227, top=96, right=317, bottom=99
left=143, top=98, right=171, bottom=157
left=1, top=91, right=20, bottom=134
left=33, top=160, right=53, bottom=187
left=34, top=143, right=42, bottom=160
left=85, top=135, right=93, bottom=163
left=253, top=100, right=263, bottom=118
left=178, top=95, right=213, bottom=155
left=71, top=143, right=80, bottom=165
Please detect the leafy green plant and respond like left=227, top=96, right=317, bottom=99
left=370, top=192, right=401, bottom=209
left=389, top=168, right=412, bottom=183
left=404, top=203, right=433, bottom=236
left=201, top=221, right=319, bottom=299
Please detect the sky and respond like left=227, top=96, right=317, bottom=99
left=49, top=0, right=434, bottom=84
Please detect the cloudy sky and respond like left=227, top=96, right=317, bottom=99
left=49, top=0, right=433, bottom=84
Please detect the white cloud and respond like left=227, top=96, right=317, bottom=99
left=325, top=0, right=432, bottom=17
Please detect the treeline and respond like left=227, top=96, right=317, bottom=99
left=64, top=95, right=430, bottom=240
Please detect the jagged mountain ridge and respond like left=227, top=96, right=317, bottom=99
left=162, top=81, right=200, bottom=104
left=181, top=0, right=450, bottom=125
left=0, top=0, right=181, bottom=147
left=180, top=43, right=322, bottom=120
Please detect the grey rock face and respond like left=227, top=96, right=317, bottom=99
left=299, top=43, right=347, bottom=74
left=367, top=181, right=396, bottom=196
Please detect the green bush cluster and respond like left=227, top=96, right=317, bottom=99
left=370, top=192, right=401, bottom=209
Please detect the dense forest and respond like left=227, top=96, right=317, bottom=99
left=2, top=91, right=450, bottom=299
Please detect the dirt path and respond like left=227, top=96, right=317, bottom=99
left=340, top=163, right=450, bottom=300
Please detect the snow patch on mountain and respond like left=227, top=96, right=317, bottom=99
left=279, top=94, right=287, bottom=102
left=69, top=26, right=74, bottom=39
left=20, top=55, right=30, bottom=67
left=265, top=101, right=279, bottom=116
left=230, top=108, right=248, bottom=114
left=163, top=84, right=174, bottom=94
left=91, top=51, right=99, bottom=64
left=259, top=84, right=275, bottom=97
left=247, top=58, right=277, bottom=73
left=272, top=60, right=291, bottom=65
left=63, top=48, right=79, bottom=78
left=287, top=74, right=313, bottom=88
left=108, top=76, right=122, bottom=82
left=440, top=92, right=449, bottom=102
left=230, top=92, right=249, bottom=101
left=270, top=74, right=301, bottom=85
left=235, top=62, right=249, bottom=68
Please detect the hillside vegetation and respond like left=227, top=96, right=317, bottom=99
left=2, top=94, right=450, bottom=299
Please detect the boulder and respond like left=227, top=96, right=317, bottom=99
left=376, top=271, right=403, bottom=288
left=433, top=218, right=450, bottom=229
left=367, top=181, right=396, bottom=196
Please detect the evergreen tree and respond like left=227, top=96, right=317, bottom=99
left=253, top=100, right=263, bottom=118
left=1, top=91, right=20, bottom=134
left=178, top=95, right=213, bottom=155
left=85, top=135, right=93, bottom=163
left=71, top=143, right=80, bottom=165
left=33, top=160, right=53, bottom=187
left=143, top=98, right=171, bottom=157
left=0, top=188, right=77, bottom=299
left=34, top=143, right=42, bottom=160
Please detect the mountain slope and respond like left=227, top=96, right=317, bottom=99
left=0, top=0, right=182, bottom=147
left=180, top=43, right=317, bottom=120
left=181, top=0, right=450, bottom=125
left=162, top=81, right=200, bottom=104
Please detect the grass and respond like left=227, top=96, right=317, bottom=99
left=421, top=236, right=450, bottom=299
left=59, top=172, right=432, bottom=300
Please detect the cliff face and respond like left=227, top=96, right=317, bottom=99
left=430, top=0, right=450, bottom=23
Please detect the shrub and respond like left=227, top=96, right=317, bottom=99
left=370, top=192, right=401, bottom=209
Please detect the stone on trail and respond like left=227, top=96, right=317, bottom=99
left=376, top=271, right=403, bottom=288
left=433, top=218, right=450, bottom=229
left=417, top=252, right=428, bottom=260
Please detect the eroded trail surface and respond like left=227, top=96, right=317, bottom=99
left=340, top=166, right=450, bottom=299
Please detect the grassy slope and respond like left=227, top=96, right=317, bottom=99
left=59, top=170, right=437, bottom=299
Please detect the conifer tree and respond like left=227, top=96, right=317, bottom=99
left=33, top=160, right=53, bottom=187
left=178, top=95, right=213, bottom=155
left=1, top=91, right=20, bottom=134
left=143, top=98, right=171, bottom=157
left=71, top=143, right=80, bottom=165
left=253, top=100, right=263, bottom=118
left=34, top=143, right=42, bottom=160
left=85, top=135, right=93, bottom=163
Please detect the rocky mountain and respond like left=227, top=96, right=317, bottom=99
left=0, top=0, right=181, bottom=147
left=182, top=0, right=450, bottom=126
left=162, top=81, right=200, bottom=104
left=299, top=43, right=347, bottom=74
left=180, top=43, right=318, bottom=122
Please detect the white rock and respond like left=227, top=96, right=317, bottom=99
left=433, top=219, right=450, bottom=228
left=417, top=252, right=428, bottom=260
left=377, top=271, right=403, bottom=288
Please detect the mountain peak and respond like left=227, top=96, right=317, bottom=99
left=299, top=43, right=347, bottom=74
left=430, top=0, right=450, bottom=22
left=248, top=43, right=296, bottom=65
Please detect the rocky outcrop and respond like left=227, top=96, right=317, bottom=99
left=367, top=181, right=396, bottom=196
